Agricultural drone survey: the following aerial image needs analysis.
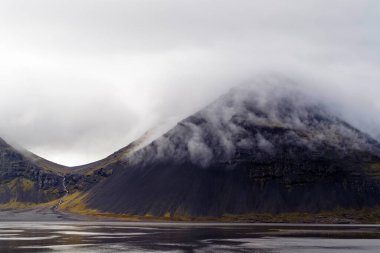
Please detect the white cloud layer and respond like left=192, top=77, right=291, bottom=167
left=0, top=0, right=380, bottom=165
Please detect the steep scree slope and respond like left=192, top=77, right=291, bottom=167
left=85, top=84, right=380, bottom=217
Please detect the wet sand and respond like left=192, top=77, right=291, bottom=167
left=0, top=208, right=95, bottom=221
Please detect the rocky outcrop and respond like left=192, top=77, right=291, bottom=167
left=0, top=138, right=63, bottom=203
left=64, top=167, right=113, bottom=192
left=0, top=137, right=115, bottom=205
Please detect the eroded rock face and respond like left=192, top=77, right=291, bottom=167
left=86, top=84, right=380, bottom=217
left=0, top=139, right=62, bottom=203
left=64, top=167, right=113, bottom=192
left=0, top=138, right=114, bottom=204
left=0, top=136, right=115, bottom=206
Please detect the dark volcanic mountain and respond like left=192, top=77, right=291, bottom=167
left=85, top=84, right=380, bottom=217
left=2, top=82, right=380, bottom=220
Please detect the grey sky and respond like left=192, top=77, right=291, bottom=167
left=0, top=0, right=380, bottom=165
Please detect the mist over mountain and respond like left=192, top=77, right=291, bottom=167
left=1, top=78, right=380, bottom=221
left=127, top=81, right=380, bottom=167
left=1, top=0, right=380, bottom=226
left=1, top=0, right=380, bottom=166
left=84, top=81, right=380, bottom=217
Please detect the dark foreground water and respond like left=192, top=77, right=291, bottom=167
left=0, top=222, right=380, bottom=252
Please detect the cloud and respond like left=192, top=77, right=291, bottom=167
left=0, top=0, right=380, bottom=165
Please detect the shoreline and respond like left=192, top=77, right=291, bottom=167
left=1, top=207, right=380, bottom=225
left=0, top=208, right=97, bottom=222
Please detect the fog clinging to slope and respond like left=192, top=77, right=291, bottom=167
left=0, top=0, right=379, bottom=165
left=129, top=79, right=380, bottom=168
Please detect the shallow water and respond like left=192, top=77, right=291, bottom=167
left=0, top=222, right=380, bottom=252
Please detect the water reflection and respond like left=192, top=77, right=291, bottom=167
left=0, top=222, right=379, bottom=252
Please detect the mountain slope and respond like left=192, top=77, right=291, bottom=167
left=0, top=127, right=158, bottom=207
left=84, top=83, right=380, bottom=217
left=0, top=138, right=64, bottom=204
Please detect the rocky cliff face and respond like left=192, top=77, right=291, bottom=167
left=0, top=138, right=114, bottom=205
left=0, top=138, right=64, bottom=203
left=0, top=138, right=112, bottom=204
left=85, top=84, right=380, bottom=217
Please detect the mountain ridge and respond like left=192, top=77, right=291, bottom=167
left=1, top=82, right=380, bottom=222
left=82, top=83, right=380, bottom=217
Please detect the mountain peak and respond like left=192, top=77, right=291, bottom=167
left=128, top=83, right=380, bottom=168
left=85, top=82, right=380, bottom=217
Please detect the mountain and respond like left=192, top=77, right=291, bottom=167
left=0, top=128, right=156, bottom=207
left=0, top=137, right=64, bottom=204
left=83, top=84, right=380, bottom=218
left=21, top=129, right=153, bottom=175
left=2, top=82, right=380, bottom=221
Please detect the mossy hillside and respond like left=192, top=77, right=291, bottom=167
left=0, top=177, right=61, bottom=204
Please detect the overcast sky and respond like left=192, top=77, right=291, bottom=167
left=0, top=0, right=380, bottom=166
